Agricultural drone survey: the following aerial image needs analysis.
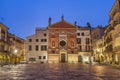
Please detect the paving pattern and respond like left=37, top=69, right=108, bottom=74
left=0, top=63, right=120, bottom=80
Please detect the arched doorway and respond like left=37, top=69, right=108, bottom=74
left=78, top=55, right=83, bottom=62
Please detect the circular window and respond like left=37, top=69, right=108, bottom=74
left=60, top=40, right=66, bottom=46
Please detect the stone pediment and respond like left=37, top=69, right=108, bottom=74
left=49, top=21, right=76, bottom=29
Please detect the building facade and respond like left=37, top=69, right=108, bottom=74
left=26, top=17, right=91, bottom=63
left=105, top=0, right=120, bottom=64
left=0, top=23, right=25, bottom=65
left=8, top=33, right=25, bottom=64
left=77, top=26, right=91, bottom=63
left=26, top=28, right=48, bottom=63
left=91, top=26, right=105, bottom=63
left=0, top=23, right=9, bottom=65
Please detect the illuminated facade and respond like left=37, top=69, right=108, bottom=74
left=0, top=23, right=25, bottom=65
left=105, top=0, right=120, bottom=64
left=91, top=26, right=105, bottom=63
left=8, top=33, right=25, bottom=64
left=0, top=23, right=9, bottom=65
left=26, top=16, right=91, bottom=63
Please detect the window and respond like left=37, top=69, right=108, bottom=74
left=77, top=33, right=80, bottom=36
left=86, top=46, right=91, bottom=52
left=44, top=39, right=47, bottom=42
left=41, top=39, right=43, bottom=42
left=81, top=33, right=84, bottom=36
left=0, top=45, right=4, bottom=52
left=77, top=38, right=81, bottom=44
left=29, top=58, right=36, bottom=61
left=43, top=56, right=46, bottom=59
left=29, top=39, right=32, bottom=42
left=36, top=39, right=39, bottom=42
left=41, top=39, right=47, bottom=42
left=35, top=45, right=39, bottom=51
left=86, top=38, right=90, bottom=44
left=71, top=42, right=74, bottom=47
left=29, top=45, right=32, bottom=51
left=39, top=56, right=41, bottom=59
left=78, top=46, right=82, bottom=51
left=52, top=41, right=55, bottom=47
left=44, top=33, right=47, bottom=36
left=41, top=45, right=47, bottom=51
left=60, top=40, right=66, bottom=47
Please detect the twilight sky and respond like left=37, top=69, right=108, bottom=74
left=0, top=0, right=115, bottom=39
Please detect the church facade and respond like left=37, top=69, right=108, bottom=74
left=26, top=16, right=92, bottom=63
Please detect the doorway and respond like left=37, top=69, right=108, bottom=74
left=61, top=54, right=65, bottom=62
left=78, top=55, right=83, bottom=62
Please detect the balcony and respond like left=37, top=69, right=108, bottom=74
left=113, top=19, right=120, bottom=27
left=111, top=9, right=120, bottom=19
left=113, top=46, right=120, bottom=52
left=106, top=26, right=114, bottom=34
left=0, top=50, right=10, bottom=53
left=114, top=33, right=120, bottom=39
left=105, top=37, right=112, bottom=44
left=105, top=45, right=113, bottom=52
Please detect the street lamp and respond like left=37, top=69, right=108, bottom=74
left=14, top=49, right=18, bottom=65
left=97, top=49, right=100, bottom=64
left=97, top=49, right=100, bottom=52
left=14, top=49, right=18, bottom=54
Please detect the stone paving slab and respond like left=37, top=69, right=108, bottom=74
left=0, top=63, right=120, bottom=80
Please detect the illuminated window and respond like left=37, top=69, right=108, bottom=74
left=29, top=58, right=36, bottom=61
left=86, top=46, right=91, bottom=52
left=77, top=38, right=81, bottom=44
left=52, top=41, right=55, bottom=47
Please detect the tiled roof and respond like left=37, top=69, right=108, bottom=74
left=49, top=20, right=76, bottom=29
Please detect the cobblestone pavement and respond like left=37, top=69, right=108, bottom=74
left=0, top=63, right=120, bottom=80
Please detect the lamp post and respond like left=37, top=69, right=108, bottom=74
left=14, top=49, right=18, bottom=65
left=97, top=49, right=100, bottom=64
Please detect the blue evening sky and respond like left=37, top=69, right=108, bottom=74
left=0, top=0, right=115, bottom=39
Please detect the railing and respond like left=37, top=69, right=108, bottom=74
left=105, top=45, right=113, bottom=52
left=114, top=33, right=120, bottom=39
left=111, top=9, right=120, bottom=19
left=113, top=46, right=120, bottom=52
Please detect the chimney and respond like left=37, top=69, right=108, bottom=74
left=48, top=17, right=52, bottom=26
